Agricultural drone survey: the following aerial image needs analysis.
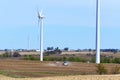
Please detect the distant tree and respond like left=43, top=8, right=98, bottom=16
left=113, top=49, right=118, bottom=54
left=47, top=47, right=54, bottom=51
left=50, top=47, right=54, bottom=51
left=64, top=47, right=69, bottom=51
left=47, top=47, right=50, bottom=51
left=13, top=52, right=21, bottom=57
left=76, top=49, right=81, bottom=52
left=89, top=48, right=92, bottom=52
left=54, top=47, right=59, bottom=51
left=45, top=47, right=62, bottom=55
left=54, top=47, right=62, bottom=54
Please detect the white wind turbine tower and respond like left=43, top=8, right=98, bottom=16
left=96, top=0, right=100, bottom=64
left=38, top=9, right=45, bottom=61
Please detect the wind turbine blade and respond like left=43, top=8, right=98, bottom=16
left=37, top=7, right=40, bottom=19
left=40, top=9, right=43, bottom=15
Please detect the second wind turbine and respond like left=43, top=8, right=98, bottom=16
left=96, top=0, right=100, bottom=64
left=38, top=10, right=45, bottom=61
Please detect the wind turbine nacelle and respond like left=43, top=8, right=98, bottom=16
left=38, top=12, right=45, bottom=19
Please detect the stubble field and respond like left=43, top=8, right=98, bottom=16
left=0, top=51, right=120, bottom=80
left=0, top=59, right=120, bottom=80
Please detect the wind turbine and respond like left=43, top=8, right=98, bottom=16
left=96, top=0, right=100, bottom=64
left=38, top=9, right=45, bottom=61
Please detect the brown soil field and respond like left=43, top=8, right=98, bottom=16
left=0, top=51, right=120, bottom=80
left=0, top=59, right=120, bottom=78
left=0, top=59, right=96, bottom=77
left=0, top=59, right=119, bottom=80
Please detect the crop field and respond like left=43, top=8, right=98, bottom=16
left=0, top=59, right=120, bottom=78
left=0, top=51, right=120, bottom=80
left=0, top=59, right=96, bottom=78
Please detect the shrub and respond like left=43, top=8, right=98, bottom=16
left=96, top=64, right=108, bottom=75
left=23, top=55, right=29, bottom=60
left=111, top=65, right=120, bottom=74
left=112, top=58, right=120, bottom=63
left=28, top=55, right=35, bottom=60
left=100, top=57, right=111, bottom=63
left=2, top=53, right=8, bottom=57
left=91, top=57, right=95, bottom=63
left=62, top=56, right=66, bottom=61
left=13, top=52, right=21, bottom=57
left=23, top=55, right=36, bottom=60
left=2, top=51, right=12, bottom=57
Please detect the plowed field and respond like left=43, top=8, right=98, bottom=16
left=0, top=59, right=119, bottom=78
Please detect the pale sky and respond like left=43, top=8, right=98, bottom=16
left=0, top=0, right=120, bottom=49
